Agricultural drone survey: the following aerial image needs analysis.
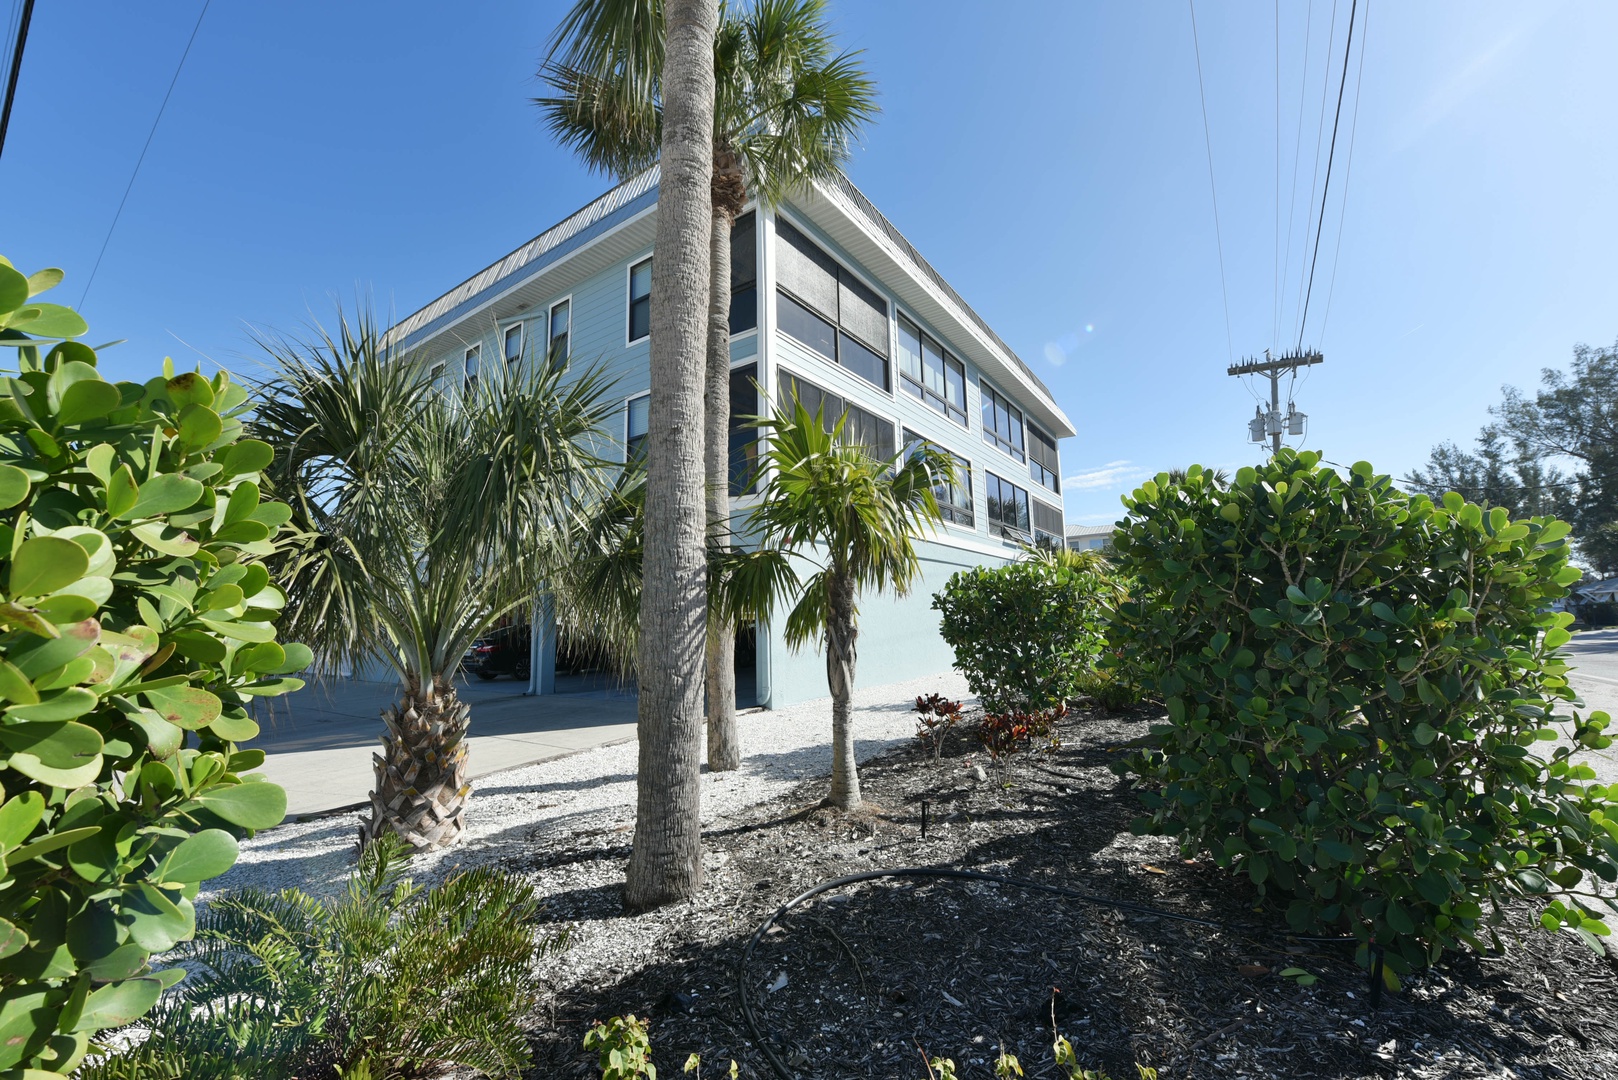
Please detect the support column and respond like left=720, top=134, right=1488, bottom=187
left=529, top=594, right=558, bottom=696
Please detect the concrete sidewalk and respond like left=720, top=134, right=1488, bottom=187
left=251, top=672, right=641, bottom=817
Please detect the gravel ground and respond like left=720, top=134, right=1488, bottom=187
left=205, top=669, right=975, bottom=904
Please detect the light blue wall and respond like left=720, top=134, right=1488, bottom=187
left=758, top=535, right=1012, bottom=708
left=403, top=184, right=1062, bottom=710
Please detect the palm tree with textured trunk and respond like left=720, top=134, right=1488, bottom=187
left=539, top=0, right=877, bottom=772
left=252, top=314, right=614, bottom=851
left=748, top=402, right=955, bottom=810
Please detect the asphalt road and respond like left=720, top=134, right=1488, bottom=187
left=1565, top=629, right=1618, bottom=787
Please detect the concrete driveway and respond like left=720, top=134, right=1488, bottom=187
left=1565, top=628, right=1618, bottom=786
left=250, top=671, right=640, bottom=818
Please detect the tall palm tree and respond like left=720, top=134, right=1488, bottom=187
left=748, top=402, right=954, bottom=810
left=540, top=0, right=878, bottom=772
left=252, top=313, right=615, bottom=851
left=622, top=0, right=719, bottom=910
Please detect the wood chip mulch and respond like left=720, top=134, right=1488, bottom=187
left=517, top=703, right=1618, bottom=1080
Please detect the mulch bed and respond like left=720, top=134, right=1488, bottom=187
left=518, top=703, right=1618, bottom=1079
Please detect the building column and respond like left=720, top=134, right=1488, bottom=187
left=528, top=593, right=558, bottom=696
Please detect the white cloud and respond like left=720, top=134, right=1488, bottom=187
left=1063, top=460, right=1148, bottom=491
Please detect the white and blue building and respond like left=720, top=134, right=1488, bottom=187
left=385, top=169, right=1076, bottom=707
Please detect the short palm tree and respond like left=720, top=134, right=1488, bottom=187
left=540, top=0, right=878, bottom=772
left=252, top=313, right=614, bottom=850
left=748, top=401, right=955, bottom=810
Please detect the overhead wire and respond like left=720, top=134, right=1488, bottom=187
left=1187, top=0, right=1234, bottom=364
left=1296, top=0, right=1360, bottom=348
left=1291, top=0, right=1340, bottom=344
left=79, top=0, right=211, bottom=311
left=0, top=0, right=35, bottom=164
left=1315, top=0, right=1371, bottom=347
left=1275, top=0, right=1315, bottom=347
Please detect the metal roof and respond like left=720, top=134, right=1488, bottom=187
left=386, top=168, right=1056, bottom=406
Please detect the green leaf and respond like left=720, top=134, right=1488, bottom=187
left=164, top=372, right=214, bottom=410
left=0, top=792, right=44, bottom=850
left=120, top=473, right=203, bottom=520
left=0, top=264, right=29, bottom=316
left=0, top=658, right=39, bottom=704
left=140, top=685, right=221, bottom=731
left=127, top=708, right=184, bottom=758
left=220, top=438, right=274, bottom=478
left=24, top=268, right=62, bottom=298
left=0, top=919, right=26, bottom=961
left=3, top=687, right=98, bottom=722
left=207, top=711, right=260, bottom=740
left=0, top=464, right=30, bottom=510
left=70, top=972, right=166, bottom=1034
left=9, top=535, right=89, bottom=597
left=55, top=379, right=121, bottom=426
left=122, top=885, right=194, bottom=953
left=10, top=303, right=88, bottom=339
left=174, top=403, right=222, bottom=451
left=193, top=780, right=286, bottom=830
left=0, top=718, right=102, bottom=766
left=7, top=826, right=102, bottom=865
left=154, top=829, right=238, bottom=884
left=129, top=522, right=199, bottom=557
left=83, top=942, right=150, bottom=984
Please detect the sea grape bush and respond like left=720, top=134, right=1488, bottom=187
left=0, top=257, right=300, bottom=1073
left=932, top=557, right=1110, bottom=714
left=1109, top=452, right=1618, bottom=980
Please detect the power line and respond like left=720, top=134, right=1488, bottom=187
left=1272, top=0, right=1280, bottom=348
left=1187, top=0, right=1234, bottom=363
left=1291, top=0, right=1339, bottom=344
left=1315, top=0, right=1371, bottom=347
left=0, top=0, right=34, bottom=164
left=79, top=0, right=211, bottom=311
left=1296, top=0, right=1359, bottom=348
left=1276, top=0, right=1314, bottom=346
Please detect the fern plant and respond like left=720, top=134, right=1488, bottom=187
left=80, top=838, right=564, bottom=1079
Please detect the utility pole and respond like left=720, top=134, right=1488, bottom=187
left=0, top=0, right=35, bottom=165
left=1228, top=348, right=1323, bottom=453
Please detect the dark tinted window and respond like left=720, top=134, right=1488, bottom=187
left=778, top=370, right=894, bottom=459
left=986, top=471, right=1031, bottom=541
left=774, top=218, right=890, bottom=391
left=777, top=292, right=836, bottom=361
left=629, top=258, right=653, bottom=342
left=729, top=363, right=759, bottom=495
left=1028, top=423, right=1060, bottom=492
left=729, top=212, right=757, bottom=334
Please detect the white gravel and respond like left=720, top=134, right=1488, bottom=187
left=206, top=669, right=975, bottom=904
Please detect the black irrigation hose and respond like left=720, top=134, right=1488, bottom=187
left=736, top=865, right=1364, bottom=1080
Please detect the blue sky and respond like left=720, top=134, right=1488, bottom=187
left=2, top=1, right=1614, bottom=527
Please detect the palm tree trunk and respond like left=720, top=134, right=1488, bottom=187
left=825, top=570, right=861, bottom=810
left=624, top=0, right=718, bottom=911
left=705, top=145, right=746, bottom=774
left=362, top=674, right=470, bottom=852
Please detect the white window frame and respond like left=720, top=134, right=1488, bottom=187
left=626, top=254, right=654, bottom=346
left=772, top=209, right=896, bottom=399
left=502, top=322, right=524, bottom=367
left=623, top=391, right=650, bottom=463
left=547, top=295, right=573, bottom=370
left=980, top=378, right=1027, bottom=464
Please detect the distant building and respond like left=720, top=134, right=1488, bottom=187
left=1066, top=525, right=1115, bottom=552
left=384, top=168, right=1076, bottom=706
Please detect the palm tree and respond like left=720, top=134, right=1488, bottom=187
left=539, top=0, right=878, bottom=772
left=252, top=313, right=615, bottom=851
left=748, top=402, right=955, bottom=810
left=621, top=0, right=719, bottom=910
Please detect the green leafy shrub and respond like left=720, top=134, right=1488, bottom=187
left=1110, top=453, right=1618, bottom=979
left=1071, top=666, right=1144, bottom=712
left=0, top=257, right=299, bottom=1074
left=81, top=836, right=562, bottom=1079
left=586, top=1014, right=656, bottom=1080
left=933, top=557, right=1111, bottom=714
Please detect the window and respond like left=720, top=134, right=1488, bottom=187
left=1028, top=423, right=1060, bottom=493
left=985, top=471, right=1031, bottom=542
left=625, top=394, right=649, bottom=462
left=898, top=314, right=967, bottom=426
left=730, top=363, right=759, bottom=495
left=463, top=344, right=481, bottom=396
left=777, top=370, right=895, bottom=459
left=428, top=362, right=446, bottom=390
left=774, top=219, right=890, bottom=391
left=548, top=299, right=571, bottom=369
left=904, top=428, right=973, bottom=527
left=981, top=381, right=1025, bottom=462
left=503, top=323, right=523, bottom=367
left=1032, top=499, right=1064, bottom=550
left=730, top=211, right=757, bottom=334
left=628, top=257, right=653, bottom=342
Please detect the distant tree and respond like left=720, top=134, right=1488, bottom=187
left=1413, top=340, right=1616, bottom=573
